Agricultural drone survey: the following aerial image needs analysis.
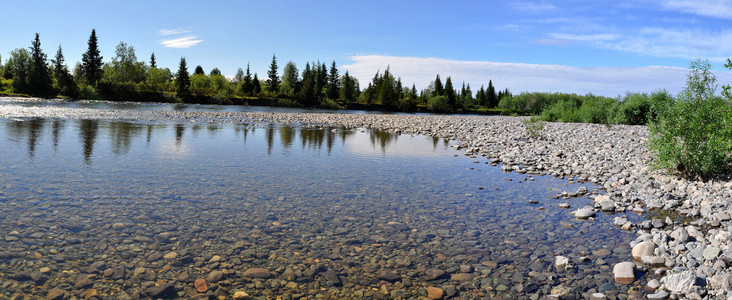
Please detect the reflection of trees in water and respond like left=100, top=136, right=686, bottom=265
left=175, top=124, right=185, bottom=147
left=369, top=130, right=396, bottom=152
left=431, top=136, right=449, bottom=150
left=108, top=122, right=143, bottom=155
left=146, top=124, right=153, bottom=145
left=266, top=125, right=274, bottom=155
left=5, top=118, right=45, bottom=158
left=279, top=126, right=295, bottom=149
left=79, top=119, right=99, bottom=165
left=52, top=119, right=65, bottom=151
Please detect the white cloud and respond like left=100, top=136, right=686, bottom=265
left=546, top=28, right=732, bottom=62
left=161, top=36, right=203, bottom=48
left=661, top=0, right=732, bottom=19
left=550, top=33, right=621, bottom=42
left=510, top=1, right=557, bottom=11
left=159, top=28, right=192, bottom=36
left=342, top=55, right=732, bottom=97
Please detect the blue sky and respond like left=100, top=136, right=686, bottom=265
left=3, top=0, right=732, bottom=96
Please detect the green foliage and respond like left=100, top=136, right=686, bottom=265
left=103, top=42, right=146, bottom=84
left=614, top=92, right=656, bottom=125
left=339, top=71, right=358, bottom=103
left=190, top=73, right=210, bottom=95
left=280, top=61, right=299, bottom=97
left=522, top=115, right=545, bottom=139
left=8, top=48, right=30, bottom=92
left=427, top=95, right=451, bottom=112
left=194, top=65, right=204, bottom=75
left=540, top=100, right=580, bottom=122
left=145, top=67, right=172, bottom=92
left=77, top=83, right=103, bottom=100
left=320, top=98, right=343, bottom=109
left=649, top=59, right=732, bottom=179
left=81, top=29, right=103, bottom=86
left=576, top=95, right=618, bottom=124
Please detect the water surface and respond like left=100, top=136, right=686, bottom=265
left=0, top=114, right=640, bottom=299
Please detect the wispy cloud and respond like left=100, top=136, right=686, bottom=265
left=159, top=28, right=192, bottom=36
left=542, top=27, right=732, bottom=62
left=550, top=33, right=621, bottom=42
left=510, top=1, right=557, bottom=11
left=661, top=0, right=732, bottom=19
left=342, top=55, right=732, bottom=97
left=161, top=36, right=203, bottom=48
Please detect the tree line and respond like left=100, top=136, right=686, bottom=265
left=0, top=30, right=507, bottom=113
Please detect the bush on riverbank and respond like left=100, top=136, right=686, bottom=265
left=649, top=59, right=732, bottom=179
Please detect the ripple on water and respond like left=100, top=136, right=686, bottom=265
left=0, top=116, right=644, bottom=298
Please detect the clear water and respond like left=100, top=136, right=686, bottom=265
left=0, top=112, right=640, bottom=299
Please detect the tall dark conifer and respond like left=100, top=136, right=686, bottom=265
left=432, top=74, right=444, bottom=97
left=175, top=57, right=190, bottom=97
left=28, top=33, right=53, bottom=96
left=266, top=55, right=280, bottom=93
left=241, top=63, right=252, bottom=95
left=487, top=80, right=497, bottom=108
left=81, top=29, right=103, bottom=86
left=326, top=61, right=340, bottom=100
left=252, top=73, right=261, bottom=95
left=444, top=76, right=457, bottom=109
left=150, top=53, right=157, bottom=68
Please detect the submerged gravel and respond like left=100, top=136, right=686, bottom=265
left=2, top=99, right=732, bottom=299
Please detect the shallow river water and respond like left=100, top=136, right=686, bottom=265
left=0, top=104, right=643, bottom=299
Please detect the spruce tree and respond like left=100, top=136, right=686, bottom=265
left=299, top=62, right=316, bottom=105
left=53, top=45, right=66, bottom=85
left=241, top=63, right=252, bottom=95
left=150, top=53, right=157, bottom=68
left=53, top=45, right=77, bottom=97
left=266, top=55, right=280, bottom=93
left=175, top=57, right=190, bottom=97
left=81, top=29, right=103, bottom=86
left=487, top=80, right=497, bottom=108
left=432, top=74, right=444, bottom=97
left=327, top=61, right=340, bottom=100
left=340, top=71, right=355, bottom=103
left=28, top=33, right=53, bottom=96
left=252, top=73, right=261, bottom=95
left=444, top=76, right=457, bottom=109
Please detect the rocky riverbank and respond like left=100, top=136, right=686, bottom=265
left=2, top=99, right=731, bottom=299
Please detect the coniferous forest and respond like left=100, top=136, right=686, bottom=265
left=0, top=30, right=688, bottom=125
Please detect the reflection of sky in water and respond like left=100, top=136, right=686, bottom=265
left=0, top=116, right=642, bottom=295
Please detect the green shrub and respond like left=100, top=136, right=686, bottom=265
left=541, top=100, right=580, bottom=122
left=428, top=95, right=451, bottom=112
left=649, top=59, right=732, bottom=179
left=319, top=98, right=343, bottom=109
left=522, top=115, right=545, bottom=139
left=576, top=95, right=618, bottom=124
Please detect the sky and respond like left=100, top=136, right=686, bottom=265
left=3, top=0, right=732, bottom=97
